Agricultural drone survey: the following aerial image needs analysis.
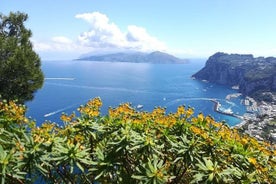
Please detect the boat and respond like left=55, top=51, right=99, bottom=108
left=136, top=104, right=143, bottom=109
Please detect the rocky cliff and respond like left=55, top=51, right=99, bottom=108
left=192, top=52, right=276, bottom=100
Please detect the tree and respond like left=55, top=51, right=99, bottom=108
left=0, top=12, right=44, bottom=103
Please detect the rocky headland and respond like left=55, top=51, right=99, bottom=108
left=192, top=52, right=276, bottom=143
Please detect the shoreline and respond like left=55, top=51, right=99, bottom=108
left=209, top=93, right=275, bottom=143
left=228, top=93, right=276, bottom=143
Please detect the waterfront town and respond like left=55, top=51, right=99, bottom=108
left=233, top=94, right=276, bottom=143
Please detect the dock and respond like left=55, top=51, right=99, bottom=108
left=210, top=99, right=243, bottom=120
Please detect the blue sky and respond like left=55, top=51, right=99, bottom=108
left=2, top=0, right=276, bottom=60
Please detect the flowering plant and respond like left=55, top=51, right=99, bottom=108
left=0, top=98, right=275, bottom=183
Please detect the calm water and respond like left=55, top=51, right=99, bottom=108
left=26, top=60, right=246, bottom=126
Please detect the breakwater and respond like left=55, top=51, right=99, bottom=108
left=210, top=99, right=243, bottom=120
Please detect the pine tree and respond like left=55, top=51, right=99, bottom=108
left=0, top=12, right=44, bottom=103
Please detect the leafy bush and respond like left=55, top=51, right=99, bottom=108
left=0, top=98, right=275, bottom=183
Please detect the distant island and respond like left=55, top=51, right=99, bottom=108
left=77, top=51, right=188, bottom=64
left=192, top=52, right=276, bottom=102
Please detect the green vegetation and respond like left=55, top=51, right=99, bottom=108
left=193, top=52, right=276, bottom=98
left=0, top=98, right=275, bottom=183
left=0, top=12, right=44, bottom=103
left=252, top=91, right=275, bottom=102
left=0, top=12, right=275, bottom=184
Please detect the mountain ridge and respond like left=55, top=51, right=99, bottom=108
left=77, top=51, right=188, bottom=64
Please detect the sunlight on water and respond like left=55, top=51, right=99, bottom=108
left=26, top=60, right=246, bottom=126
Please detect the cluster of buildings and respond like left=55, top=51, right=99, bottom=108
left=238, top=97, right=276, bottom=143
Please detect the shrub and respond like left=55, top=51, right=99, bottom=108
left=0, top=98, right=275, bottom=183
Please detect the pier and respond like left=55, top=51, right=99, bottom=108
left=210, top=99, right=243, bottom=120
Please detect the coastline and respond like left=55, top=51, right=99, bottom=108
left=233, top=95, right=276, bottom=143
left=210, top=92, right=276, bottom=143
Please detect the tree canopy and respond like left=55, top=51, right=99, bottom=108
left=0, top=12, right=44, bottom=103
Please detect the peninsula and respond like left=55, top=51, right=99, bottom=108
left=192, top=52, right=276, bottom=143
left=192, top=52, right=276, bottom=100
left=77, top=51, right=188, bottom=64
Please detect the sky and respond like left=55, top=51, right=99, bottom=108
left=1, top=0, right=276, bottom=60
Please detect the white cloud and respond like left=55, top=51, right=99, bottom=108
left=126, top=25, right=167, bottom=51
left=51, top=36, right=73, bottom=44
left=76, top=12, right=127, bottom=49
left=32, top=37, right=91, bottom=60
left=32, top=40, right=52, bottom=51
left=75, top=12, right=167, bottom=52
left=33, top=12, right=167, bottom=59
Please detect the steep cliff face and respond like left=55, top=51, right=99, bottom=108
left=192, top=52, right=276, bottom=98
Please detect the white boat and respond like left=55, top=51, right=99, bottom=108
left=136, top=104, right=143, bottom=109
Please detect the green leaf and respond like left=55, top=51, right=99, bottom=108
left=208, top=173, right=214, bottom=182
left=76, top=161, right=84, bottom=172
left=131, top=175, right=146, bottom=180
left=94, top=171, right=104, bottom=180
left=191, top=173, right=206, bottom=183
left=35, top=163, right=48, bottom=175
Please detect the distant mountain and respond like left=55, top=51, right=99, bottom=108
left=192, top=52, right=276, bottom=101
left=77, top=51, right=188, bottom=64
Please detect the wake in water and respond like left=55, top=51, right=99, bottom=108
left=45, top=77, right=75, bottom=80
left=44, top=104, right=78, bottom=117
left=43, top=97, right=107, bottom=118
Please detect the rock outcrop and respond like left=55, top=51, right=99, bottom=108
left=192, top=52, right=276, bottom=99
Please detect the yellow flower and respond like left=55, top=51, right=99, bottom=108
left=210, top=121, right=222, bottom=128
left=60, top=114, right=73, bottom=122
left=186, top=108, right=194, bottom=118
left=176, top=105, right=185, bottom=116
left=205, top=116, right=213, bottom=124
left=201, top=132, right=209, bottom=139
left=248, top=157, right=257, bottom=166
left=197, top=113, right=204, bottom=122
left=152, top=107, right=166, bottom=117
left=190, top=125, right=202, bottom=135
left=0, top=101, right=28, bottom=123
left=79, top=105, right=100, bottom=117
left=87, top=97, right=102, bottom=108
left=74, top=134, right=85, bottom=142
left=241, top=138, right=248, bottom=145
left=191, top=117, right=198, bottom=124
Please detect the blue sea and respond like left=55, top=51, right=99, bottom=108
left=26, top=60, right=246, bottom=126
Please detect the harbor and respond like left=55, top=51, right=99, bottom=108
left=210, top=99, right=244, bottom=120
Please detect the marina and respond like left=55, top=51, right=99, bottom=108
left=210, top=99, right=244, bottom=120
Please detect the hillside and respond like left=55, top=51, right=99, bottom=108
left=192, top=52, right=276, bottom=101
left=77, top=51, right=188, bottom=64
